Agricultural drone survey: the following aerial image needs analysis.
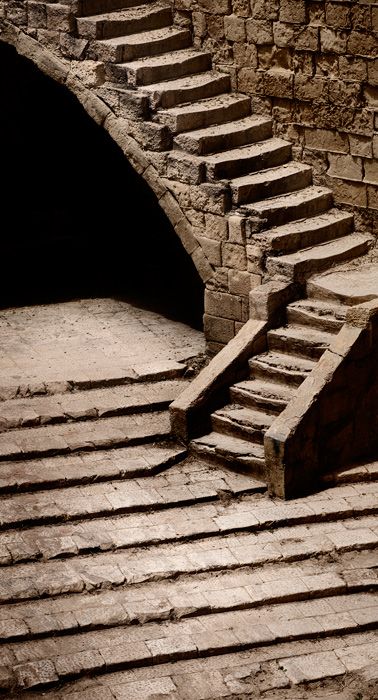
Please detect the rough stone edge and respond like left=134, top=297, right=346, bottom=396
left=0, top=20, right=215, bottom=285
left=265, top=298, right=378, bottom=500
left=170, top=318, right=267, bottom=442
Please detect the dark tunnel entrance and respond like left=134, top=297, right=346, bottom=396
left=0, top=42, right=204, bottom=330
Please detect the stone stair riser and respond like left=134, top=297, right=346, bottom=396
left=76, top=5, right=172, bottom=40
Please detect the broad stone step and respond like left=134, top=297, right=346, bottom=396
left=307, top=263, right=378, bottom=306
left=211, top=405, right=274, bottom=443
left=6, top=592, right=378, bottom=690
left=115, top=48, right=212, bottom=86
left=249, top=352, right=316, bottom=387
left=231, top=162, right=313, bottom=206
left=143, top=71, right=230, bottom=110
left=0, top=412, right=171, bottom=462
left=230, top=379, right=292, bottom=413
left=78, top=0, right=146, bottom=18
left=258, top=209, right=355, bottom=254
left=94, top=26, right=191, bottom=63
left=241, top=186, right=333, bottom=230
left=204, top=138, right=292, bottom=181
left=191, top=431, right=265, bottom=474
left=287, top=299, right=348, bottom=334
left=0, top=380, right=187, bottom=432
left=266, top=233, right=373, bottom=282
left=76, top=2, right=172, bottom=40
left=157, top=93, right=251, bottom=133
left=173, top=115, right=272, bottom=156
left=0, top=445, right=187, bottom=493
left=268, top=325, right=335, bottom=361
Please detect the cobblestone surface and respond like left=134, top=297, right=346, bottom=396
left=0, top=301, right=377, bottom=699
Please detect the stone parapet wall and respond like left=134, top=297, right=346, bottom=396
left=172, top=0, right=378, bottom=235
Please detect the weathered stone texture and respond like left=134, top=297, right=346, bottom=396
left=171, top=0, right=378, bottom=233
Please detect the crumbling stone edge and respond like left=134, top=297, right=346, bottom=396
left=265, top=298, right=378, bottom=500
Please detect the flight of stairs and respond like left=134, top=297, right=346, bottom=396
left=191, top=289, right=352, bottom=478
left=70, top=0, right=373, bottom=284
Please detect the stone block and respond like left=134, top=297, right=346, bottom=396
left=205, top=290, right=243, bottom=320
left=279, top=0, right=305, bottom=24
left=228, top=270, right=252, bottom=295
left=203, top=315, right=235, bottom=344
left=246, top=18, right=272, bottom=44
left=364, top=159, right=378, bottom=185
left=328, top=154, right=363, bottom=182
left=305, top=128, right=349, bottom=154
left=224, top=13, right=245, bottom=41
left=222, top=242, right=247, bottom=269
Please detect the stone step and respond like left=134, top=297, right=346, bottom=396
left=173, top=115, right=273, bottom=156
left=231, top=162, right=313, bottom=206
left=78, top=0, right=146, bottom=18
left=268, top=325, right=335, bottom=361
left=157, top=93, right=251, bottom=134
left=241, top=186, right=333, bottom=230
left=142, top=71, right=231, bottom=110
left=76, top=2, right=172, bottom=40
left=94, top=25, right=191, bottom=63
left=258, top=209, right=354, bottom=254
left=286, top=299, right=348, bottom=334
left=116, top=48, right=212, bottom=86
left=1, top=553, right=374, bottom=641
left=191, top=431, right=265, bottom=475
left=0, top=411, right=171, bottom=462
left=266, top=233, right=373, bottom=283
left=307, top=264, right=378, bottom=306
left=0, top=444, right=187, bottom=494
left=204, top=138, right=292, bottom=181
left=211, top=405, right=274, bottom=443
left=0, top=380, right=186, bottom=432
left=5, top=591, right=378, bottom=690
left=230, top=379, right=292, bottom=413
left=249, top=352, right=316, bottom=387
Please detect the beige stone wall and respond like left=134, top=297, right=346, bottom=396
left=172, top=0, right=378, bottom=235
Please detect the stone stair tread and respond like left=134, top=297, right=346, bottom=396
left=268, top=325, right=335, bottom=351
left=250, top=351, right=317, bottom=375
left=76, top=1, right=171, bottom=38
left=173, top=115, right=272, bottom=155
left=142, top=71, right=230, bottom=110
left=97, top=24, right=187, bottom=48
left=0, top=380, right=187, bottom=431
left=259, top=208, right=354, bottom=253
left=231, top=161, right=311, bottom=188
left=0, top=412, right=171, bottom=461
left=204, top=137, right=290, bottom=166
left=271, top=233, right=372, bottom=265
left=213, top=405, right=274, bottom=430
left=157, top=93, right=251, bottom=132
left=242, top=185, right=332, bottom=214
left=119, top=47, right=211, bottom=84
left=288, top=298, right=349, bottom=321
left=192, top=431, right=265, bottom=459
left=233, top=378, right=293, bottom=403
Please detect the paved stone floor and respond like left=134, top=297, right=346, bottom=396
left=0, top=298, right=377, bottom=699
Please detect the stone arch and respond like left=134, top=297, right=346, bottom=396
left=0, top=22, right=214, bottom=287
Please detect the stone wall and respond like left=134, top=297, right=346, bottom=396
left=172, top=0, right=378, bottom=235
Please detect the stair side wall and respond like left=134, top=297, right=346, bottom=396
left=171, top=0, right=378, bottom=238
left=264, top=299, right=378, bottom=499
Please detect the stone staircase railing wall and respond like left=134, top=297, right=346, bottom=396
left=171, top=0, right=378, bottom=236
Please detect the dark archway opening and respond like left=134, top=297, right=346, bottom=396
left=0, top=41, right=204, bottom=329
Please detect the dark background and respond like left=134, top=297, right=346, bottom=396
left=0, top=41, right=204, bottom=328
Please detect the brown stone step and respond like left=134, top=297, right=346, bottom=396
left=231, top=162, right=312, bottom=206
left=258, top=209, right=354, bottom=254
left=157, top=93, right=251, bottom=133
left=173, top=115, right=272, bottom=155
left=115, top=48, right=212, bottom=86
left=76, top=2, right=172, bottom=40
left=266, top=233, right=373, bottom=282
left=230, top=379, right=291, bottom=413
left=211, top=405, right=274, bottom=443
left=94, top=25, right=191, bottom=62
left=268, top=325, right=335, bottom=361
left=241, top=186, right=333, bottom=230
left=191, top=431, right=265, bottom=475
left=249, top=352, right=316, bottom=387
left=143, top=71, right=230, bottom=110
left=204, top=138, right=292, bottom=181
left=78, top=0, right=146, bottom=18
left=0, top=380, right=187, bottom=432
left=0, top=411, right=171, bottom=462
left=286, top=299, right=348, bottom=334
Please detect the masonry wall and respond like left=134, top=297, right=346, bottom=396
left=172, top=0, right=378, bottom=235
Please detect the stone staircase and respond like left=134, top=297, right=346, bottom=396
left=70, top=0, right=373, bottom=284
left=191, top=290, right=352, bottom=477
